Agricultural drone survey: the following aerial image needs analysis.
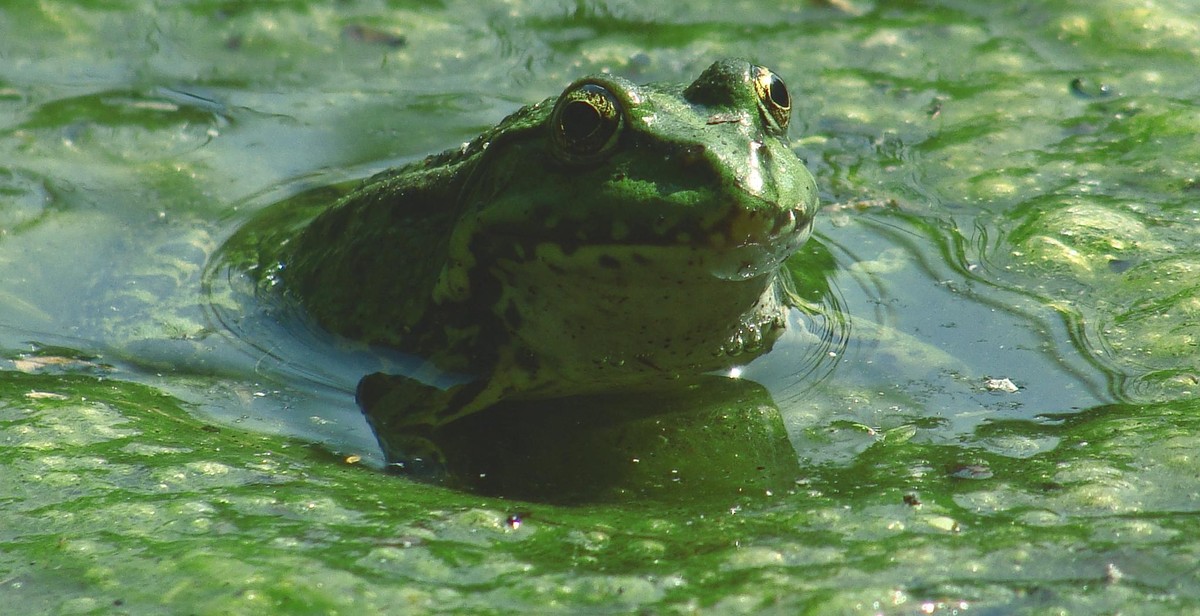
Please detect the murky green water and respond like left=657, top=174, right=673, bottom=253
left=3, top=0, right=1200, bottom=613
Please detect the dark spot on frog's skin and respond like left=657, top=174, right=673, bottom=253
left=341, top=322, right=363, bottom=340
left=318, top=208, right=349, bottom=238
left=597, top=254, right=620, bottom=269
left=631, top=253, right=651, bottom=266
left=514, top=348, right=539, bottom=373
left=635, top=355, right=663, bottom=370
left=503, top=301, right=523, bottom=329
left=433, top=380, right=493, bottom=421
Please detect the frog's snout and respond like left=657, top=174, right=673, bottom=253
left=722, top=201, right=810, bottom=252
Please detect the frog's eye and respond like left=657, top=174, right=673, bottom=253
left=551, top=83, right=623, bottom=163
left=751, top=65, right=791, bottom=134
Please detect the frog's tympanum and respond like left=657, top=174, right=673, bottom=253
left=258, top=59, right=819, bottom=465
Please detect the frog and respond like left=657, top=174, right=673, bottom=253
left=236, top=58, right=820, bottom=466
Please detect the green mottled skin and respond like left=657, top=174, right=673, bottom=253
left=255, top=59, right=819, bottom=462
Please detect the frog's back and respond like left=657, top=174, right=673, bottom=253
left=275, top=98, right=554, bottom=352
left=281, top=164, right=462, bottom=349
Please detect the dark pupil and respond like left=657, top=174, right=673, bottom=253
left=561, top=100, right=602, bottom=142
left=768, top=76, right=790, bottom=109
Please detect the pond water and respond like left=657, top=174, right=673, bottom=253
left=3, top=0, right=1200, bottom=613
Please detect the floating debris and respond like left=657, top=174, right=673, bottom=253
left=24, top=391, right=68, bottom=400
left=342, top=24, right=407, bottom=48
left=926, top=515, right=961, bottom=533
left=1069, top=77, right=1116, bottom=99
left=505, top=511, right=529, bottom=530
left=12, top=354, right=108, bottom=374
left=950, top=464, right=993, bottom=480
left=1107, top=258, right=1136, bottom=274
left=983, top=377, right=1019, bottom=393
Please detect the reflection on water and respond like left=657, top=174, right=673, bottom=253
left=771, top=208, right=1116, bottom=465
left=423, top=376, right=798, bottom=504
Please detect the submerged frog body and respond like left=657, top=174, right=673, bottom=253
left=253, top=59, right=819, bottom=463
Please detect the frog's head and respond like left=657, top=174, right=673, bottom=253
left=438, top=59, right=819, bottom=375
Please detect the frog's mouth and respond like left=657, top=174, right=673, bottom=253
left=688, top=202, right=814, bottom=279
left=701, top=201, right=813, bottom=280
left=475, top=192, right=812, bottom=284
left=584, top=202, right=812, bottom=283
